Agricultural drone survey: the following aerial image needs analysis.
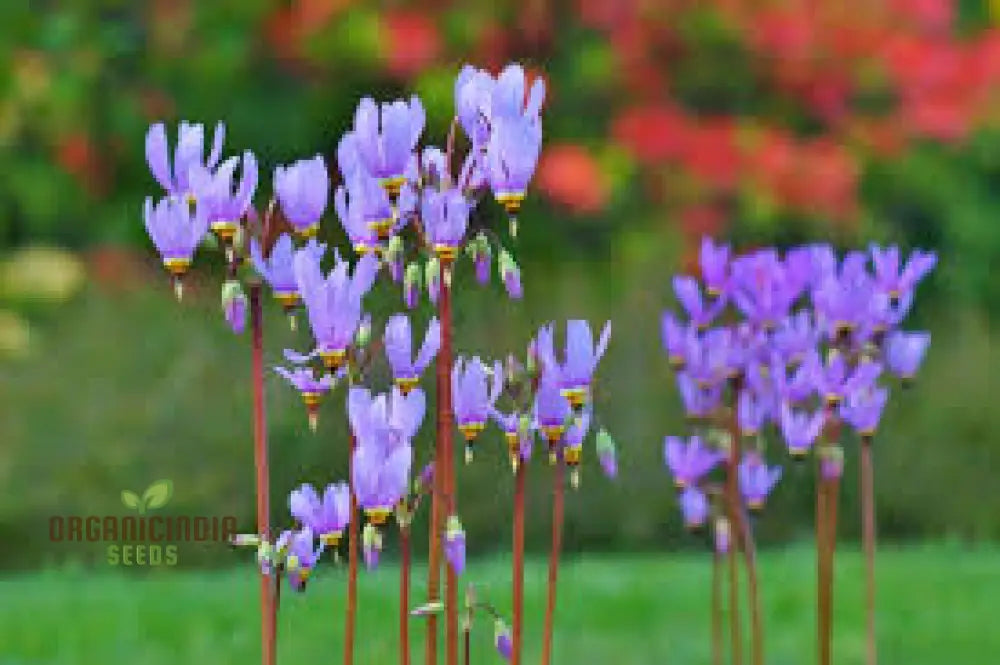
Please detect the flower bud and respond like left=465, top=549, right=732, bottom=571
left=221, top=279, right=247, bottom=334
left=444, top=515, right=466, bottom=575
left=362, top=522, right=383, bottom=570
left=426, top=257, right=441, bottom=304
left=404, top=262, right=421, bottom=309
left=595, top=428, right=618, bottom=479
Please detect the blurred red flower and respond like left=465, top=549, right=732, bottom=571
left=611, top=105, right=687, bottom=164
left=383, top=10, right=442, bottom=79
left=537, top=143, right=609, bottom=214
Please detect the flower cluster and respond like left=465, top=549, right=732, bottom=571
left=662, top=238, right=934, bottom=532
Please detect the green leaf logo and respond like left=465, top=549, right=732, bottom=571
left=142, top=479, right=173, bottom=511
left=121, top=490, right=141, bottom=511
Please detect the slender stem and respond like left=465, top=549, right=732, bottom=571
left=727, top=398, right=761, bottom=665
left=345, top=433, right=359, bottom=665
left=740, top=514, right=763, bottom=665
left=816, top=474, right=831, bottom=665
left=401, top=527, right=411, bottom=665
left=825, top=473, right=841, bottom=665
left=249, top=285, right=276, bottom=665
left=439, top=266, right=458, bottom=665
left=463, top=625, right=471, bottom=665
left=724, top=436, right=743, bottom=665
left=541, top=461, right=566, bottom=665
left=712, top=549, right=723, bottom=665
left=512, top=463, right=526, bottom=665
left=861, top=439, right=877, bottom=665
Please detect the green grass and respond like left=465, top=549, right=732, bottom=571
left=1, top=544, right=997, bottom=664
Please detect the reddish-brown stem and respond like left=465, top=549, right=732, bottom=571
left=861, top=439, right=877, bottom=665
left=825, top=473, right=841, bottom=661
left=401, top=527, right=412, bottom=665
left=816, top=473, right=831, bottom=665
left=541, top=461, right=565, bottom=665
left=463, top=625, right=471, bottom=665
left=440, top=267, right=458, bottom=665
left=345, top=433, right=359, bottom=665
left=725, top=436, right=743, bottom=665
left=512, top=464, right=526, bottom=665
left=712, top=549, right=723, bottom=665
left=740, top=515, right=763, bottom=665
left=249, top=285, right=276, bottom=665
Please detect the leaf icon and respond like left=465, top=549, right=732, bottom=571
left=142, top=479, right=173, bottom=511
left=121, top=490, right=141, bottom=512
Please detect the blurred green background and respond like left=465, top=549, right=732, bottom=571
left=2, top=0, right=999, bottom=577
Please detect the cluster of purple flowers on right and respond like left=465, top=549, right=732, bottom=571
left=662, top=239, right=935, bottom=536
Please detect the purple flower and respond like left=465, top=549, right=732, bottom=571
left=484, top=65, right=546, bottom=209
left=870, top=245, right=937, bottom=298
left=352, top=96, right=425, bottom=187
left=280, top=528, right=323, bottom=591
left=422, top=188, right=471, bottom=258
left=812, top=264, right=874, bottom=338
left=491, top=409, right=534, bottom=469
left=728, top=249, right=802, bottom=328
left=453, top=357, right=503, bottom=441
left=700, top=237, right=730, bottom=296
left=737, top=388, right=768, bottom=436
left=250, top=235, right=326, bottom=308
left=679, top=486, right=709, bottom=529
left=684, top=327, right=741, bottom=387
left=143, top=195, right=209, bottom=270
left=664, top=435, right=724, bottom=488
left=294, top=249, right=379, bottom=368
left=362, top=522, right=383, bottom=570
left=492, top=64, right=546, bottom=123
left=761, top=353, right=816, bottom=404
left=455, top=65, right=496, bottom=147
left=289, top=483, right=351, bottom=545
left=498, top=249, right=523, bottom=299
left=444, top=515, right=466, bottom=575
left=348, top=387, right=424, bottom=517
left=384, top=314, right=440, bottom=391
left=189, top=151, right=257, bottom=241
left=772, top=311, right=819, bottom=363
left=274, top=156, right=329, bottom=237
left=145, top=121, right=225, bottom=197
left=809, top=353, right=882, bottom=405
left=738, top=453, right=781, bottom=510
left=661, top=312, right=697, bottom=369
left=274, top=363, right=335, bottom=431
left=335, top=169, right=396, bottom=250
left=884, top=331, right=930, bottom=380
left=494, top=619, right=513, bottom=661
left=676, top=372, right=723, bottom=418
left=779, top=403, right=825, bottom=457
left=535, top=320, right=612, bottom=406
left=221, top=279, right=247, bottom=334
left=533, top=373, right=572, bottom=451
left=673, top=276, right=725, bottom=329
left=839, top=386, right=889, bottom=437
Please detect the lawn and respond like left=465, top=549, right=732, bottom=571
left=1, top=544, right=996, bottom=664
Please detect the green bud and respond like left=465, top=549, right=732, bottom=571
left=595, top=428, right=616, bottom=455
left=355, top=315, right=371, bottom=348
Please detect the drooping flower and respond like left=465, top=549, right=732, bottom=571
left=455, top=65, right=495, bottom=147
left=294, top=249, right=379, bottom=370
left=145, top=121, right=225, bottom=197
left=673, top=275, right=725, bottom=329
left=839, top=385, right=889, bottom=438
left=738, top=453, right=781, bottom=511
left=274, top=156, right=329, bottom=237
left=335, top=169, right=396, bottom=250
left=288, top=483, right=351, bottom=546
left=562, top=409, right=591, bottom=488
left=250, top=235, right=326, bottom=311
left=486, top=112, right=542, bottom=214
left=453, top=357, right=503, bottom=458
left=870, top=245, right=937, bottom=299
left=884, top=331, right=931, bottom=381
left=491, top=409, right=534, bottom=471
left=772, top=310, right=819, bottom=363
left=384, top=314, right=441, bottom=393
left=494, top=619, right=514, bottom=661
left=274, top=359, right=337, bottom=431
left=352, top=96, right=425, bottom=192
left=679, top=486, right=709, bottom=529
left=676, top=372, right=723, bottom=418
left=664, top=435, right=724, bottom=488
left=699, top=237, right=730, bottom=296
left=808, top=352, right=882, bottom=406
left=728, top=249, right=803, bottom=329
left=533, top=373, right=572, bottom=461
left=444, top=515, right=466, bottom=575
left=422, top=188, right=471, bottom=261
left=812, top=261, right=874, bottom=338
left=535, top=320, right=612, bottom=408
left=348, top=387, right=424, bottom=521
left=737, top=388, right=768, bottom=437
left=280, top=528, right=323, bottom=591
left=143, top=195, right=209, bottom=299
left=779, top=403, right=826, bottom=457
left=221, top=279, right=247, bottom=334
left=683, top=327, right=741, bottom=388
left=188, top=151, right=257, bottom=248
left=661, top=312, right=697, bottom=369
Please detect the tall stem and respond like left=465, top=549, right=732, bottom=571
left=440, top=267, right=458, bottom=665
left=725, top=435, right=743, bottom=665
left=512, top=464, right=526, bottom=665
left=712, top=549, right=723, bottom=665
left=861, top=439, right=877, bottom=665
left=249, top=284, right=276, bottom=665
left=401, top=527, right=412, bottom=665
left=728, top=397, right=761, bottom=665
left=740, top=515, right=763, bottom=665
left=541, top=461, right=565, bottom=665
left=816, top=473, right=830, bottom=665
left=345, top=433, right=359, bottom=665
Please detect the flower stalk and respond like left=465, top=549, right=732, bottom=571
left=249, top=283, right=277, bottom=665
left=541, top=459, right=566, bottom=665
left=345, top=432, right=359, bottom=665
left=440, top=265, right=459, bottom=665
left=401, top=525, right=411, bottom=665
left=511, top=462, right=526, bottom=665
left=861, top=436, right=877, bottom=665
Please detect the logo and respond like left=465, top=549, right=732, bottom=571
left=49, top=479, right=238, bottom=566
